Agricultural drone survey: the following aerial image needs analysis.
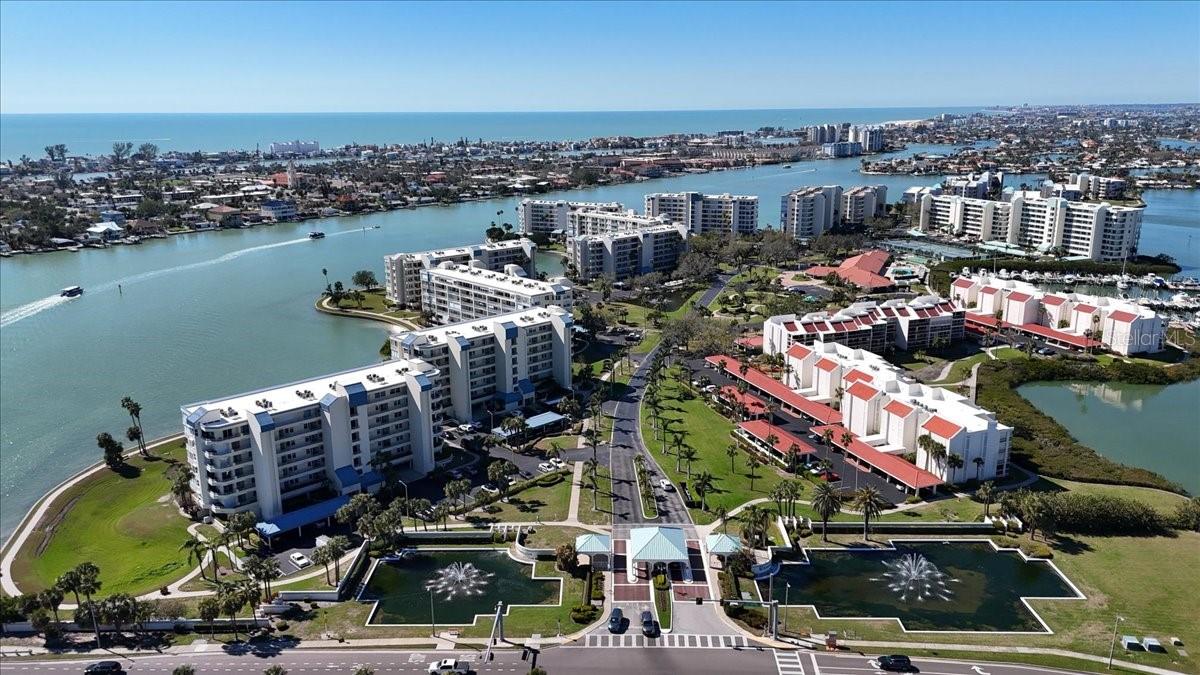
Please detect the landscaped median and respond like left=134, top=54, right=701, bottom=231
left=6, top=439, right=194, bottom=597
left=652, top=572, right=672, bottom=632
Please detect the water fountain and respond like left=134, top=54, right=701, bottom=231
left=424, top=561, right=495, bottom=600
left=873, top=552, right=956, bottom=602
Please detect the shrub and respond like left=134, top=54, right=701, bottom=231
left=589, top=571, right=605, bottom=602
left=994, top=536, right=1053, bottom=559
left=569, top=604, right=600, bottom=624
left=904, top=495, right=922, bottom=505
left=1045, top=492, right=1167, bottom=535
left=275, top=621, right=289, bottom=631
left=1171, top=498, right=1200, bottom=532
left=652, top=573, right=670, bottom=591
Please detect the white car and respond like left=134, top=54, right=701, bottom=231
left=427, top=658, right=471, bottom=674
left=537, top=462, right=556, bottom=473
left=548, top=457, right=567, bottom=469
left=288, top=552, right=312, bottom=569
left=658, top=478, right=675, bottom=492
left=457, top=423, right=475, bottom=433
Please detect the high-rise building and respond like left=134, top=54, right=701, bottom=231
left=821, top=141, right=862, bottom=158
left=840, top=185, right=888, bottom=225
left=267, top=140, right=320, bottom=156
left=567, top=222, right=689, bottom=281
left=517, top=199, right=625, bottom=237
left=566, top=208, right=672, bottom=237
left=643, top=192, right=758, bottom=235
left=847, top=125, right=885, bottom=152
left=419, top=263, right=573, bottom=324
left=383, top=239, right=537, bottom=307
left=780, top=185, right=842, bottom=239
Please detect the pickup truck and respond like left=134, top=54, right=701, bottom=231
left=427, top=658, right=472, bottom=674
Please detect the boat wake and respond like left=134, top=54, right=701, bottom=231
left=1, top=230, right=360, bottom=328
left=0, top=294, right=73, bottom=328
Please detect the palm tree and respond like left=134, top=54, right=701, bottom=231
left=55, top=569, right=83, bottom=608
left=263, top=665, right=288, bottom=675
left=173, top=666, right=197, bottom=675
left=764, top=433, right=780, bottom=462
left=946, top=453, right=965, bottom=484
left=725, top=443, right=739, bottom=472
left=680, top=447, right=698, bottom=482
left=821, top=428, right=833, bottom=449
left=311, top=546, right=333, bottom=586
left=74, top=562, right=103, bottom=646
left=583, top=458, right=599, bottom=504
left=714, top=505, right=730, bottom=533
left=197, top=597, right=221, bottom=639
left=746, top=456, right=761, bottom=491
left=326, top=535, right=351, bottom=583
left=120, top=397, right=147, bottom=456
left=972, top=457, right=985, bottom=482
left=976, top=481, right=997, bottom=518
left=38, top=587, right=63, bottom=624
left=694, top=471, right=714, bottom=511
left=741, top=505, right=772, bottom=549
left=810, top=482, right=844, bottom=542
left=918, top=435, right=946, bottom=474
left=852, top=486, right=887, bottom=542
left=218, top=584, right=245, bottom=641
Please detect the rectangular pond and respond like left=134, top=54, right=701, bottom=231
left=360, top=549, right=562, bottom=626
left=761, top=540, right=1082, bottom=632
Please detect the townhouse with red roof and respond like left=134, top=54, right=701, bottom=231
left=763, top=295, right=965, bottom=356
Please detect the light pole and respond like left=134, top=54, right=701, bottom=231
left=1107, top=615, right=1125, bottom=669
left=783, top=582, right=791, bottom=635
left=430, top=590, right=437, bottom=639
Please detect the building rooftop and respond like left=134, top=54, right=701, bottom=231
left=426, top=263, right=571, bottom=295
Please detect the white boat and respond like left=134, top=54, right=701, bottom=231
left=1116, top=279, right=1130, bottom=290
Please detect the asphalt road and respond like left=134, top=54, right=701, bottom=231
left=0, top=648, right=1089, bottom=675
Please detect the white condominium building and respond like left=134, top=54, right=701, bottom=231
left=390, top=307, right=573, bottom=422
left=763, top=296, right=964, bottom=355
left=848, top=125, right=884, bottom=152
left=182, top=358, right=440, bottom=520
left=420, top=263, right=573, bottom=324
left=780, top=185, right=842, bottom=239
left=643, top=192, right=759, bottom=235
left=917, top=192, right=1143, bottom=261
left=384, top=239, right=537, bottom=307
left=783, top=341, right=1011, bottom=483
left=566, top=208, right=672, bottom=237
left=567, top=222, right=689, bottom=281
left=517, top=199, right=625, bottom=236
left=950, top=275, right=1165, bottom=355
left=841, top=185, right=888, bottom=225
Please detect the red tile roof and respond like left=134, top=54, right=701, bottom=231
left=843, top=369, right=873, bottom=384
left=705, top=355, right=841, bottom=425
left=738, top=420, right=816, bottom=456
left=980, top=286, right=1000, bottom=295
left=964, top=312, right=1101, bottom=349
left=786, top=343, right=812, bottom=359
left=922, top=415, right=963, bottom=439
left=1042, top=295, right=1066, bottom=306
left=807, top=250, right=893, bottom=290
left=952, top=277, right=975, bottom=289
left=718, top=386, right=768, bottom=416
left=1074, top=304, right=1096, bottom=314
left=735, top=334, right=764, bottom=348
left=847, top=382, right=880, bottom=401
left=810, top=424, right=942, bottom=489
left=1108, top=310, right=1138, bottom=323
left=884, top=400, right=914, bottom=417
left=1007, top=292, right=1033, bottom=303
left=815, top=358, right=839, bottom=373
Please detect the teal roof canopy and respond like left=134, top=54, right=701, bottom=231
left=629, top=526, right=688, bottom=562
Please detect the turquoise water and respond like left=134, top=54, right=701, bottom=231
left=0, top=107, right=978, bottom=160
left=0, top=148, right=1196, bottom=538
left=1017, top=379, right=1200, bottom=495
left=765, top=541, right=1079, bottom=631
left=362, top=549, right=560, bottom=625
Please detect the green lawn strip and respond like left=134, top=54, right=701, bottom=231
left=634, top=462, right=659, bottom=519
left=534, top=434, right=580, bottom=454
left=665, top=289, right=706, bottom=320
left=577, top=465, right=614, bottom=526
left=177, top=550, right=245, bottom=592
left=642, top=370, right=786, bottom=524
left=776, top=531, right=1200, bottom=675
left=283, top=601, right=431, bottom=641
left=521, top=526, right=591, bottom=551
left=654, top=584, right=673, bottom=631
left=274, top=568, right=339, bottom=591
left=327, top=289, right=419, bottom=319
left=461, top=560, right=592, bottom=638
left=13, top=440, right=194, bottom=597
left=932, top=348, right=1027, bottom=385
left=632, top=330, right=663, bottom=355
left=466, top=474, right=572, bottom=523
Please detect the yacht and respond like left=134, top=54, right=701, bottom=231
left=308, top=231, right=326, bottom=240
left=60, top=285, right=84, bottom=298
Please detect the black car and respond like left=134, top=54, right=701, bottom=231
left=640, top=610, right=659, bottom=637
left=877, top=655, right=914, bottom=672
left=84, top=662, right=123, bottom=673
left=607, top=607, right=624, bottom=633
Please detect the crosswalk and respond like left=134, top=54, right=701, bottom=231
left=583, top=632, right=752, bottom=648
left=773, top=650, right=807, bottom=675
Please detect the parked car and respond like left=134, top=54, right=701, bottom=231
left=518, top=470, right=533, bottom=480
left=84, top=662, right=123, bottom=673
left=537, top=462, right=555, bottom=473
left=818, top=470, right=841, bottom=482
left=427, top=658, right=472, bottom=674
left=479, top=483, right=500, bottom=495
left=658, top=478, right=675, bottom=492
left=288, top=552, right=312, bottom=568
left=449, top=469, right=464, bottom=480
left=457, top=423, right=475, bottom=433
left=607, top=607, right=625, bottom=633
left=640, top=610, right=659, bottom=637
left=549, top=457, right=567, bottom=469
left=873, top=655, right=914, bottom=672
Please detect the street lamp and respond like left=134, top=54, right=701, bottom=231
left=1107, top=615, right=1125, bottom=669
left=783, top=582, right=791, bottom=634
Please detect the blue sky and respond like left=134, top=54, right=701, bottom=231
left=2, top=1, right=1198, bottom=113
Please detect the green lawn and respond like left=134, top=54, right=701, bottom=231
left=11, top=441, right=195, bottom=596
left=578, top=465, right=614, bottom=526
left=535, top=434, right=579, bottom=454
left=177, top=550, right=245, bottom=592
left=776, top=531, right=1200, bottom=675
left=328, top=289, right=419, bottom=320
left=522, top=525, right=591, bottom=551
left=466, top=473, right=572, bottom=523
left=461, top=560, right=595, bottom=638
left=641, top=369, right=786, bottom=524
left=1030, top=476, right=1190, bottom=516
left=932, top=348, right=1027, bottom=385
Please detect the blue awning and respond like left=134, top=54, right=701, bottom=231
left=361, top=469, right=385, bottom=487
left=334, top=465, right=361, bottom=487
left=255, top=495, right=350, bottom=538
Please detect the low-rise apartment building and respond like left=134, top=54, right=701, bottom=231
left=383, top=239, right=537, bottom=307
left=643, top=191, right=758, bottom=235
left=420, top=263, right=573, bottom=324
left=390, top=307, right=573, bottom=422
left=763, top=296, right=963, bottom=355
left=950, top=274, right=1165, bottom=355
left=517, top=199, right=625, bottom=236
left=783, top=341, right=1011, bottom=484
left=917, top=191, right=1143, bottom=261
left=566, top=222, right=689, bottom=281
